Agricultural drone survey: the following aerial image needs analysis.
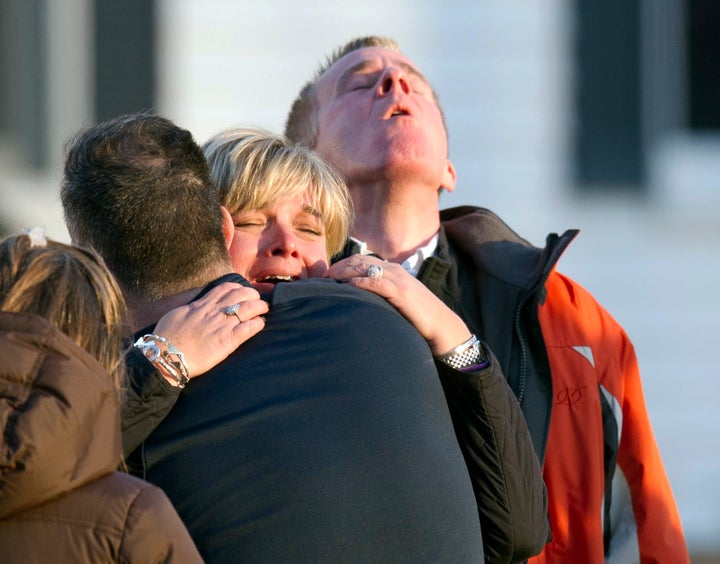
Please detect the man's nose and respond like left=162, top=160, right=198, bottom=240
left=379, top=67, right=410, bottom=96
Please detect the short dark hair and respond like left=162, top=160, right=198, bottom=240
left=61, top=113, right=230, bottom=299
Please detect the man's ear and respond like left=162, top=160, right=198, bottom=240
left=220, top=206, right=234, bottom=250
left=441, top=159, right=457, bottom=193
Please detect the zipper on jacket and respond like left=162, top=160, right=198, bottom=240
left=514, top=296, right=530, bottom=406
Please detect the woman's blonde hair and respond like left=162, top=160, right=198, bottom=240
left=202, top=126, right=353, bottom=258
left=0, top=233, right=129, bottom=399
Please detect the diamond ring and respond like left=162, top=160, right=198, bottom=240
left=366, top=263, right=383, bottom=279
left=224, top=303, right=243, bottom=322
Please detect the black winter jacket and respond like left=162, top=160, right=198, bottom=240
left=124, top=276, right=495, bottom=562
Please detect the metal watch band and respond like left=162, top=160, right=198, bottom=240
left=434, top=334, right=486, bottom=370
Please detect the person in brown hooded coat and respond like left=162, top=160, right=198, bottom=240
left=0, top=231, right=202, bottom=563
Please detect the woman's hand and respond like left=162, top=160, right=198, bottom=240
left=325, top=256, right=471, bottom=356
left=153, top=282, right=269, bottom=379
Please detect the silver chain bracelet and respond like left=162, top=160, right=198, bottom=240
left=133, top=334, right=190, bottom=388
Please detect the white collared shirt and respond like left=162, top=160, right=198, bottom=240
left=350, top=233, right=439, bottom=278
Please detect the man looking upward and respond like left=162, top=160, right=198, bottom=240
left=286, top=36, right=689, bottom=563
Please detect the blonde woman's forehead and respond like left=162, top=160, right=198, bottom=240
left=244, top=182, right=320, bottom=208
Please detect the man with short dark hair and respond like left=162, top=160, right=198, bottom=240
left=60, top=113, right=491, bottom=562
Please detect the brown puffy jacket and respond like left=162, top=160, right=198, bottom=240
left=0, top=312, right=203, bottom=563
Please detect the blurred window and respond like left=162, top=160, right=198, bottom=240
left=573, top=0, right=644, bottom=191
left=0, top=0, right=47, bottom=169
left=687, top=0, right=720, bottom=131
left=94, top=0, right=156, bottom=121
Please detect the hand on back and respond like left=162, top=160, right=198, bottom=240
left=154, top=282, right=269, bottom=378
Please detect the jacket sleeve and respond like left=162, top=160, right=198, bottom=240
left=538, top=271, right=689, bottom=562
left=122, top=348, right=182, bottom=457
left=436, top=344, right=550, bottom=563
left=603, top=327, right=690, bottom=563
left=119, top=482, right=205, bottom=563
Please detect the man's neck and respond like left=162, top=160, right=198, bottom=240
left=125, top=287, right=205, bottom=333
left=121, top=263, right=236, bottom=332
left=349, top=181, right=441, bottom=264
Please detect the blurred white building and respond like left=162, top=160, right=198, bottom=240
left=1, top=0, right=718, bottom=557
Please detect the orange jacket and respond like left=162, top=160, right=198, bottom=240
left=439, top=206, right=688, bottom=563
left=532, top=271, right=688, bottom=563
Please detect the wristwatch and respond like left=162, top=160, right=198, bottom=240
left=434, top=334, right=487, bottom=370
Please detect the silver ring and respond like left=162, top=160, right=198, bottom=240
left=366, top=263, right=383, bottom=279
left=224, top=303, right=243, bottom=322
